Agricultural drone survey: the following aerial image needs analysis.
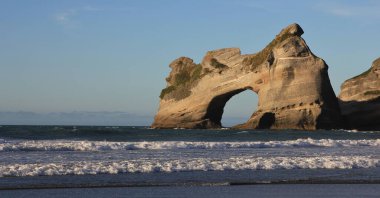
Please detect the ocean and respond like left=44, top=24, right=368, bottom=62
left=0, top=126, right=379, bottom=197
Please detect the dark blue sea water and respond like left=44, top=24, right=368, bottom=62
left=0, top=126, right=379, bottom=197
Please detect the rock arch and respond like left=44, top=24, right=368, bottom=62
left=205, top=88, right=254, bottom=127
left=152, top=23, right=343, bottom=130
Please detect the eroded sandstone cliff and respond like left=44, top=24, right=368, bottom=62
left=152, top=23, right=343, bottom=129
left=339, top=58, right=380, bottom=130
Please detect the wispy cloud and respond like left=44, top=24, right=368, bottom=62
left=53, top=6, right=104, bottom=28
left=55, top=9, right=76, bottom=24
left=317, top=1, right=380, bottom=18
left=54, top=9, right=78, bottom=28
left=53, top=5, right=134, bottom=29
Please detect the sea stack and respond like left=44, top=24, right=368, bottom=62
left=152, top=23, right=343, bottom=130
left=339, top=58, right=380, bottom=130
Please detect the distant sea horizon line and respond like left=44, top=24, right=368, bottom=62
left=0, top=111, right=248, bottom=127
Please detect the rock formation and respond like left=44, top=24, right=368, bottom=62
left=339, top=58, right=380, bottom=130
left=152, top=23, right=343, bottom=130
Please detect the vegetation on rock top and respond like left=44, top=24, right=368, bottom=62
left=350, top=58, right=380, bottom=80
left=210, top=58, right=227, bottom=69
left=160, top=63, right=204, bottom=100
left=351, top=68, right=372, bottom=80
left=242, top=32, right=294, bottom=71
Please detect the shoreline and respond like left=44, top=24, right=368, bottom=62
left=1, top=176, right=380, bottom=190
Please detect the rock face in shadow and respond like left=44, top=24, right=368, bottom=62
left=152, top=23, right=343, bottom=130
left=339, top=58, right=380, bottom=130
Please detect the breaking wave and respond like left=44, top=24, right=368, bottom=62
left=0, top=138, right=379, bottom=152
left=1, top=156, right=378, bottom=177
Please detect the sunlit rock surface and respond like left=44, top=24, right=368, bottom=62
left=339, top=58, right=380, bottom=130
left=152, top=23, right=343, bottom=130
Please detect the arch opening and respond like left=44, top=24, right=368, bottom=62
left=205, top=89, right=258, bottom=128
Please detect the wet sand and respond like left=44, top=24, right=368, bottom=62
left=1, top=184, right=380, bottom=198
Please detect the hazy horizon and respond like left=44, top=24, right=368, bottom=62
left=1, top=0, right=380, bottom=126
left=0, top=111, right=251, bottom=127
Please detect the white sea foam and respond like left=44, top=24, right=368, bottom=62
left=337, top=129, right=380, bottom=133
left=0, top=138, right=379, bottom=152
left=0, top=156, right=378, bottom=177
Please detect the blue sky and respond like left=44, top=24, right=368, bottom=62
left=0, top=0, right=379, bottom=125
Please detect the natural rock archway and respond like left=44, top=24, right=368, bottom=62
left=204, top=88, right=250, bottom=127
left=220, top=90, right=258, bottom=127
left=152, top=23, right=343, bottom=130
